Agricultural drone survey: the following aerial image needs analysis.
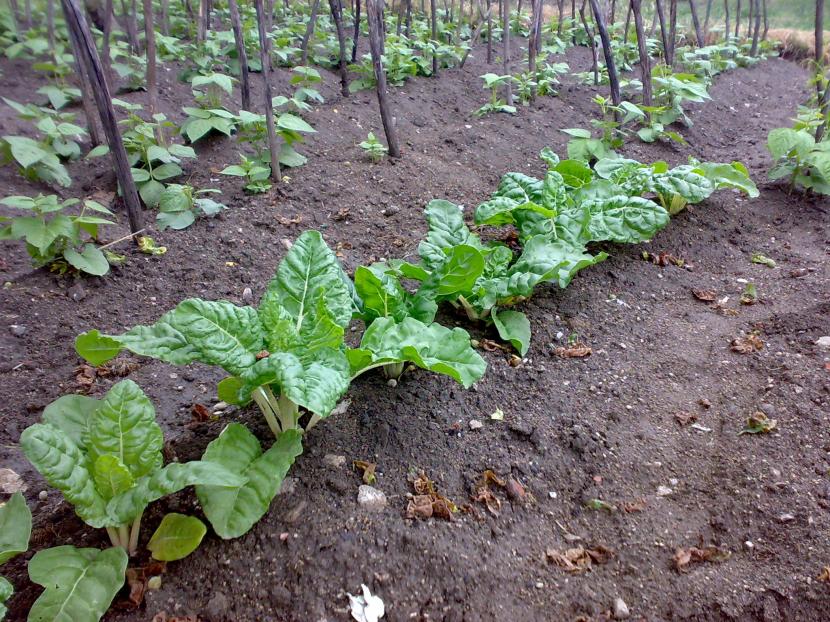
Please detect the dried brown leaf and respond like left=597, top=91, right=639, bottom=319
left=622, top=498, right=647, bottom=513
left=818, top=566, right=830, bottom=582
left=353, top=460, right=377, bottom=485
left=674, top=411, right=698, bottom=426
left=673, top=545, right=732, bottom=572
left=406, top=472, right=458, bottom=520
left=546, top=545, right=615, bottom=573
left=731, top=333, right=764, bottom=354
left=554, top=343, right=592, bottom=358
left=692, top=288, right=717, bottom=302
left=190, top=403, right=211, bottom=423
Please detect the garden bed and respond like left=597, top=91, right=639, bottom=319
left=2, top=43, right=830, bottom=621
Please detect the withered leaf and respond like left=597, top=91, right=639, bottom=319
left=406, top=472, right=458, bottom=521
left=353, top=460, right=377, bottom=485
left=818, top=567, right=830, bottom=582
left=731, top=333, right=764, bottom=354
left=191, top=403, right=211, bottom=423
left=673, top=545, right=731, bottom=572
left=674, top=412, right=698, bottom=426
left=554, top=343, right=592, bottom=358
left=546, top=545, right=615, bottom=573
left=622, top=498, right=647, bottom=513
left=692, top=288, right=717, bottom=302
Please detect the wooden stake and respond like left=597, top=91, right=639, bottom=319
left=301, top=0, right=322, bottom=64
left=761, top=0, right=768, bottom=39
left=161, top=0, right=169, bottom=34
left=655, top=0, right=669, bottom=63
left=631, top=0, right=651, bottom=106
left=65, top=13, right=104, bottom=145
left=668, top=0, right=677, bottom=64
left=228, top=0, right=251, bottom=110
left=486, top=0, right=492, bottom=62
left=366, top=0, right=401, bottom=157
left=502, top=0, right=512, bottom=105
left=405, top=0, right=412, bottom=36
left=198, top=0, right=209, bottom=41
left=724, top=0, right=729, bottom=39
left=689, top=0, right=703, bottom=47
left=749, top=0, right=760, bottom=54
left=328, top=0, right=351, bottom=96
left=253, top=0, right=281, bottom=182
left=557, top=0, right=564, bottom=34
left=579, top=0, right=598, bottom=83
left=734, top=0, right=740, bottom=37
left=589, top=0, right=620, bottom=106
left=47, top=0, right=55, bottom=53
left=528, top=0, right=540, bottom=100
left=60, top=0, right=143, bottom=234
left=143, top=0, right=159, bottom=121
left=430, top=0, right=438, bottom=75
left=703, top=0, right=712, bottom=36
left=352, top=0, right=361, bottom=61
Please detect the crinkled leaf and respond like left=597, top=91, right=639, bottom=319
left=418, top=244, right=485, bottom=300
left=265, top=230, right=352, bottom=331
left=147, top=513, right=206, bottom=561
left=197, top=424, right=303, bottom=539
left=92, top=455, right=135, bottom=500
left=107, top=461, right=244, bottom=525
left=418, top=200, right=481, bottom=269
left=583, top=195, right=670, bottom=243
left=86, top=379, right=163, bottom=481
left=353, top=265, right=409, bottom=323
left=20, top=423, right=107, bottom=528
left=0, top=492, right=31, bottom=564
left=236, top=350, right=351, bottom=418
left=42, top=394, right=99, bottom=448
left=27, top=545, right=127, bottom=622
left=695, top=161, right=759, bottom=198
left=349, top=317, right=486, bottom=388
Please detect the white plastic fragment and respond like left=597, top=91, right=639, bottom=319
left=348, top=584, right=385, bottom=622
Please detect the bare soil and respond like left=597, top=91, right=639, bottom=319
left=2, top=42, right=830, bottom=622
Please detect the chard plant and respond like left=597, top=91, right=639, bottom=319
left=75, top=231, right=486, bottom=440
left=20, top=379, right=244, bottom=556
left=767, top=127, right=830, bottom=195
left=0, top=194, right=116, bottom=275
left=475, top=73, right=517, bottom=117
left=359, top=132, right=388, bottom=163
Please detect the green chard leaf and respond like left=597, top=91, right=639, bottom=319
left=197, top=424, right=303, bottom=539
left=348, top=317, right=486, bottom=388
left=0, top=575, right=12, bottom=620
left=492, top=308, right=531, bottom=356
left=582, top=195, right=670, bottom=243
left=147, top=513, right=207, bottom=561
left=27, top=546, right=127, bottom=622
left=0, top=492, right=32, bottom=564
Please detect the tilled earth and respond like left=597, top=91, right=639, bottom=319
left=1, top=40, right=830, bottom=622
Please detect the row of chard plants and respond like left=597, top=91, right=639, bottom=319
left=0, top=147, right=758, bottom=621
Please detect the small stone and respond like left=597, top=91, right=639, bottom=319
left=656, top=485, right=673, bottom=497
left=816, top=336, right=830, bottom=351
left=242, top=287, right=253, bottom=302
left=778, top=513, right=796, bottom=523
left=68, top=283, right=86, bottom=302
left=38, top=490, right=48, bottom=501
left=357, top=485, right=387, bottom=511
left=0, top=468, right=26, bottom=493
left=744, top=540, right=755, bottom=550
left=613, top=597, right=630, bottom=620
left=323, top=454, right=346, bottom=468
left=9, top=324, right=27, bottom=336
left=535, top=581, right=544, bottom=589
left=468, top=419, right=483, bottom=430
left=213, top=401, right=228, bottom=411
left=205, top=591, right=230, bottom=621
left=387, top=378, right=397, bottom=388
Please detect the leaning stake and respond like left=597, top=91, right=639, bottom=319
left=61, top=0, right=142, bottom=234
left=366, top=0, right=401, bottom=157
left=253, top=0, right=281, bottom=182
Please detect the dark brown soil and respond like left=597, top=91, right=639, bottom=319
left=2, top=42, right=830, bottom=622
